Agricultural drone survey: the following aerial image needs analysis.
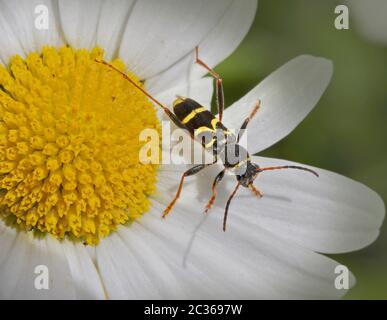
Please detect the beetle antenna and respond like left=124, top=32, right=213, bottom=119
left=256, top=165, right=319, bottom=177
left=95, top=59, right=170, bottom=113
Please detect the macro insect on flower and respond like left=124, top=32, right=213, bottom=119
left=97, top=47, right=320, bottom=231
left=0, top=0, right=384, bottom=299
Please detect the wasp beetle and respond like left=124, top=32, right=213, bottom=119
left=96, top=47, right=318, bottom=231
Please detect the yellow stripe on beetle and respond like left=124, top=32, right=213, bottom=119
left=173, top=96, right=186, bottom=107
left=182, top=107, right=207, bottom=124
left=211, top=118, right=232, bottom=135
left=204, top=138, right=216, bottom=149
left=211, top=117, right=219, bottom=129
left=194, top=126, right=215, bottom=136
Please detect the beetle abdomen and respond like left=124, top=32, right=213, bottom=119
left=173, top=97, right=231, bottom=149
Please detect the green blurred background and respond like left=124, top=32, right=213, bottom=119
left=215, top=0, right=386, bottom=299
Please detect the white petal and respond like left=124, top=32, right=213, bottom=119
left=190, top=0, right=258, bottom=79
left=58, top=0, right=103, bottom=49
left=96, top=232, right=164, bottom=299
left=97, top=167, right=354, bottom=299
left=153, top=76, right=213, bottom=108
left=146, top=0, right=258, bottom=94
left=0, top=224, right=74, bottom=299
left=235, top=156, right=384, bottom=254
left=223, top=55, right=333, bottom=154
left=0, top=0, right=63, bottom=55
left=128, top=204, right=355, bottom=298
left=96, top=228, right=186, bottom=299
left=0, top=222, right=105, bottom=299
left=0, top=10, right=24, bottom=64
left=96, top=0, right=136, bottom=60
left=350, top=0, right=387, bottom=46
left=0, top=221, right=18, bottom=267
left=119, top=0, right=234, bottom=80
left=62, top=241, right=106, bottom=299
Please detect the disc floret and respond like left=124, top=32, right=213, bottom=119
left=0, top=46, right=160, bottom=245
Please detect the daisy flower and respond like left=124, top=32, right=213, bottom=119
left=0, top=0, right=384, bottom=299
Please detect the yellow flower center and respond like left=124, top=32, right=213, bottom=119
left=0, top=46, right=160, bottom=245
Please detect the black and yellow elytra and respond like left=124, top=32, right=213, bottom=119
left=173, top=96, right=233, bottom=151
